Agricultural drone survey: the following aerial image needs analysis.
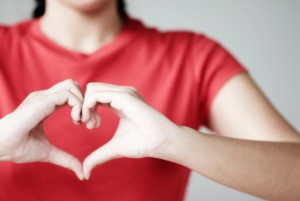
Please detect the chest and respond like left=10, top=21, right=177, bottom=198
left=1, top=48, right=201, bottom=126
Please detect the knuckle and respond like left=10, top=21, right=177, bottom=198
left=27, top=90, right=44, bottom=99
left=123, top=87, right=140, bottom=99
left=27, top=92, right=36, bottom=99
left=85, top=93, right=98, bottom=101
left=85, top=84, right=93, bottom=92
left=28, top=91, right=39, bottom=97
left=121, top=91, right=133, bottom=100
left=86, top=83, right=99, bottom=92
left=65, top=78, right=74, bottom=84
left=86, top=82, right=96, bottom=88
left=63, top=88, right=72, bottom=94
left=94, top=90, right=102, bottom=96
left=63, top=90, right=75, bottom=100
left=67, top=80, right=76, bottom=87
left=41, top=97, right=55, bottom=110
left=61, top=79, right=76, bottom=89
left=126, top=86, right=137, bottom=93
left=54, top=89, right=69, bottom=98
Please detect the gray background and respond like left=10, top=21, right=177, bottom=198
left=0, top=0, right=299, bottom=200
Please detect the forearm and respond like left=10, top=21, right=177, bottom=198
left=154, top=127, right=300, bottom=201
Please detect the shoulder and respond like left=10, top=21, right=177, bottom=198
left=0, top=20, right=35, bottom=59
left=0, top=20, right=35, bottom=47
left=0, top=24, right=9, bottom=41
left=130, top=18, right=219, bottom=57
left=1, top=20, right=34, bottom=38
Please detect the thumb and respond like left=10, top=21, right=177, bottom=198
left=83, top=142, right=118, bottom=180
left=46, top=146, right=84, bottom=180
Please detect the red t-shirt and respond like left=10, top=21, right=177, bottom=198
left=0, top=17, right=246, bottom=201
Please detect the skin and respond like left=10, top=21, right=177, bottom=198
left=57, top=0, right=112, bottom=12
left=0, top=80, right=85, bottom=180
left=41, top=0, right=122, bottom=54
left=0, top=0, right=299, bottom=200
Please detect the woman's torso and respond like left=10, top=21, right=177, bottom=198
left=0, top=18, right=205, bottom=201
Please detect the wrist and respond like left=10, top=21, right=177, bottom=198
left=151, top=126, right=199, bottom=162
left=0, top=115, right=14, bottom=162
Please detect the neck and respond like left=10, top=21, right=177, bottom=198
left=40, top=1, right=122, bottom=54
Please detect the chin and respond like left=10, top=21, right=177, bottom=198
left=60, top=0, right=113, bottom=13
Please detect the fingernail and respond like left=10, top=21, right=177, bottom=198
left=76, top=172, right=84, bottom=181
left=81, top=110, right=89, bottom=123
left=85, top=172, right=91, bottom=180
left=74, top=81, right=79, bottom=86
left=96, top=118, right=101, bottom=128
left=78, top=175, right=84, bottom=181
left=86, top=121, right=94, bottom=130
left=73, top=120, right=82, bottom=125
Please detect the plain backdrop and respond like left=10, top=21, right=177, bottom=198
left=0, top=0, right=299, bottom=201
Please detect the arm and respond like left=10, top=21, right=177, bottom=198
left=81, top=83, right=300, bottom=200
left=156, top=127, right=300, bottom=201
left=208, top=73, right=299, bottom=142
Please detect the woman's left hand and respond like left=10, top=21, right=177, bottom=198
left=81, top=83, right=181, bottom=179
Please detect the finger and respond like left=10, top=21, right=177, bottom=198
left=71, top=103, right=82, bottom=123
left=62, top=90, right=83, bottom=123
left=85, top=83, right=138, bottom=99
left=81, top=103, right=97, bottom=124
left=46, top=146, right=84, bottom=180
left=49, top=79, right=83, bottom=101
left=86, top=110, right=97, bottom=129
left=82, top=83, right=139, bottom=122
left=82, top=83, right=120, bottom=122
left=11, top=90, right=83, bottom=135
left=83, top=90, right=155, bottom=127
left=18, top=79, right=83, bottom=111
left=83, top=90, right=135, bottom=119
left=72, top=81, right=84, bottom=101
left=94, top=110, right=101, bottom=128
left=85, top=83, right=123, bottom=97
left=90, top=110, right=101, bottom=129
left=49, top=90, right=83, bottom=122
left=81, top=91, right=108, bottom=123
left=83, top=142, right=118, bottom=180
left=81, top=107, right=90, bottom=123
left=91, top=110, right=101, bottom=128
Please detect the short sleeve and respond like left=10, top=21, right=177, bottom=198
left=0, top=25, right=7, bottom=37
left=0, top=25, right=9, bottom=62
left=193, top=35, right=248, bottom=128
left=0, top=25, right=8, bottom=41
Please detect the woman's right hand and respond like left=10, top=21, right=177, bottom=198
left=0, top=79, right=89, bottom=180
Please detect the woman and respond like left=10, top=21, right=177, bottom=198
left=0, top=0, right=299, bottom=200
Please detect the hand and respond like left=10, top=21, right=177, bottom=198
left=0, top=79, right=90, bottom=180
left=81, top=83, right=181, bottom=179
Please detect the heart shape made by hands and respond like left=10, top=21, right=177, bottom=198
left=1, top=80, right=175, bottom=181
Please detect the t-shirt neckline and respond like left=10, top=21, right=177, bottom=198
left=31, top=17, right=138, bottom=60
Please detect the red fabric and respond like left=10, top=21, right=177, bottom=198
left=0, top=17, right=246, bottom=201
